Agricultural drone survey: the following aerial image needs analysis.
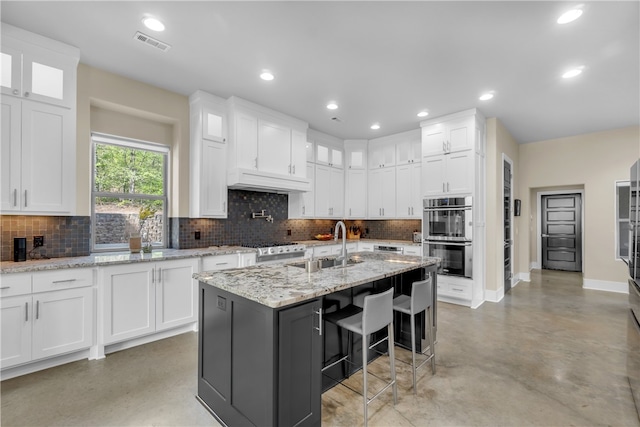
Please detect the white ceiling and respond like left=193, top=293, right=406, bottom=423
left=1, top=1, right=638, bottom=143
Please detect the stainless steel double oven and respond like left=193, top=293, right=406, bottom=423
left=423, top=196, right=473, bottom=279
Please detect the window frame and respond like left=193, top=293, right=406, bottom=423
left=90, top=132, right=169, bottom=253
left=615, top=180, right=630, bottom=261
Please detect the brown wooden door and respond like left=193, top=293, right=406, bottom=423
left=541, top=194, right=582, bottom=272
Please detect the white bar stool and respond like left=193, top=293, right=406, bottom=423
left=392, top=278, right=435, bottom=394
left=326, top=287, right=397, bottom=427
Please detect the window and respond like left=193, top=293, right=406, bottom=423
left=616, top=181, right=630, bottom=260
left=91, top=133, right=169, bottom=252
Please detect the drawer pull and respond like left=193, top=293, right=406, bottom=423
left=216, top=262, right=228, bottom=266
left=25, top=302, right=28, bottom=321
left=52, top=279, right=77, bottom=284
left=0, top=286, right=10, bottom=290
left=36, top=300, right=40, bottom=319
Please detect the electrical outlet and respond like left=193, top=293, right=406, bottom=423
left=195, top=231, right=201, bottom=240
left=33, top=236, right=44, bottom=247
left=287, top=229, right=291, bottom=236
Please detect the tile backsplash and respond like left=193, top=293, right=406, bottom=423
left=1, top=189, right=421, bottom=261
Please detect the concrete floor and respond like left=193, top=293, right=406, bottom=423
left=2, top=269, right=639, bottom=426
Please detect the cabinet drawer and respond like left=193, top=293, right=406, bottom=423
left=358, top=242, right=374, bottom=252
left=202, top=254, right=239, bottom=271
left=446, top=282, right=472, bottom=299
left=403, top=246, right=422, bottom=256
left=32, top=268, right=94, bottom=293
left=0, top=274, right=32, bottom=297
left=313, top=245, right=334, bottom=257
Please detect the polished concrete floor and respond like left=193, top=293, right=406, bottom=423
left=2, top=269, right=639, bottom=426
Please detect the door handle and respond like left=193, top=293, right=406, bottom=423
left=314, top=308, right=322, bottom=336
left=541, top=234, right=549, bottom=238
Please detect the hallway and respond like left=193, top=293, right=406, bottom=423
left=2, top=269, right=638, bottom=426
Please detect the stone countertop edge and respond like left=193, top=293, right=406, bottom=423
left=0, top=246, right=256, bottom=274
left=298, top=239, right=421, bottom=247
left=194, top=252, right=439, bottom=309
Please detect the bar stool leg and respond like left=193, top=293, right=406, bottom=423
left=388, top=324, right=398, bottom=404
left=410, top=313, right=417, bottom=394
left=427, top=307, right=435, bottom=374
left=362, top=332, right=369, bottom=427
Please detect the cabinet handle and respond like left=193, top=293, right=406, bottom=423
left=24, top=190, right=27, bottom=207
left=383, top=208, right=385, bottom=216
left=151, top=269, right=155, bottom=284
left=216, top=262, right=228, bottom=266
left=13, top=189, right=17, bottom=207
left=408, top=207, right=411, bottom=215
left=314, top=308, right=323, bottom=336
left=288, top=165, right=292, bottom=174
left=443, top=182, right=445, bottom=192
left=25, top=302, right=28, bottom=321
left=447, top=182, right=450, bottom=192
left=158, top=268, right=162, bottom=282
left=442, top=141, right=446, bottom=152
left=36, top=300, right=39, bottom=319
left=0, top=286, right=10, bottom=290
left=255, top=157, right=258, bottom=169
left=12, top=89, right=18, bottom=95
left=52, top=279, right=76, bottom=284
left=379, top=208, right=382, bottom=216
left=349, top=208, right=352, bottom=216
left=223, top=201, right=226, bottom=212
left=24, top=91, right=30, bottom=98
left=302, top=206, right=305, bottom=215
left=292, top=165, right=296, bottom=174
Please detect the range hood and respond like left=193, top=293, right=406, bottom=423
left=227, top=168, right=311, bottom=193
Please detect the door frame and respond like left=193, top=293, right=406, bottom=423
left=502, top=154, right=514, bottom=291
left=536, top=189, right=584, bottom=272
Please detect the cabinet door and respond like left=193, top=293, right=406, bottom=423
left=314, top=165, right=331, bottom=217
left=1, top=295, right=32, bottom=368
left=329, top=167, right=344, bottom=217
left=313, top=245, right=334, bottom=258
left=368, top=168, right=383, bottom=218
left=410, top=163, right=422, bottom=217
left=22, top=48, right=76, bottom=108
left=345, top=169, right=366, bottom=218
left=31, top=287, right=93, bottom=360
left=201, top=254, right=239, bottom=271
left=345, top=141, right=367, bottom=169
left=330, top=147, right=343, bottom=168
left=369, top=141, right=395, bottom=168
left=422, top=124, right=446, bottom=157
left=156, top=259, right=198, bottom=331
left=258, top=119, right=291, bottom=176
left=447, top=116, right=473, bottom=153
left=202, top=106, right=225, bottom=143
left=0, top=44, right=23, bottom=97
left=422, top=156, right=446, bottom=197
left=380, top=167, right=396, bottom=217
left=235, top=112, right=258, bottom=170
left=278, top=299, right=322, bottom=427
left=301, top=163, right=315, bottom=217
left=201, top=139, right=227, bottom=217
left=403, top=246, right=422, bottom=256
left=102, top=264, right=155, bottom=344
left=446, top=152, right=474, bottom=194
left=1, top=95, right=21, bottom=212
left=21, top=100, right=73, bottom=213
left=396, top=164, right=413, bottom=218
left=291, top=130, right=307, bottom=178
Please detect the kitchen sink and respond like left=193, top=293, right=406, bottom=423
left=289, top=257, right=363, bottom=271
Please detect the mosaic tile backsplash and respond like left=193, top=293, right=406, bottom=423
left=1, top=190, right=421, bottom=260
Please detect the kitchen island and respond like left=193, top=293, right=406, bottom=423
left=194, top=252, right=438, bottom=427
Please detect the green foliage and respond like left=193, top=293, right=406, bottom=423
left=94, top=144, right=164, bottom=197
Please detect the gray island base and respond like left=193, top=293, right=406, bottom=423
left=194, top=252, right=439, bottom=427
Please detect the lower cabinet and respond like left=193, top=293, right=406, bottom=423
left=101, top=258, right=198, bottom=345
left=1, top=282, right=93, bottom=369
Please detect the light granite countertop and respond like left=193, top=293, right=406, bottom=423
left=0, top=246, right=255, bottom=274
left=193, top=251, right=438, bottom=309
left=297, top=239, right=420, bottom=247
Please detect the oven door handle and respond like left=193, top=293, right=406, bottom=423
left=425, top=240, right=472, bottom=246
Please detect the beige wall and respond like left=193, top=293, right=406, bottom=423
left=517, top=126, right=640, bottom=284
left=76, top=64, right=189, bottom=217
left=485, top=118, right=520, bottom=293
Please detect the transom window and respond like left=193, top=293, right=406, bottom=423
left=91, top=133, right=169, bottom=252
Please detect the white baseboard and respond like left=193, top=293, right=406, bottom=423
left=530, top=262, right=540, bottom=270
left=105, top=323, right=196, bottom=355
left=1, top=349, right=90, bottom=381
left=583, top=279, right=628, bottom=294
left=484, top=288, right=504, bottom=303
left=518, top=272, right=531, bottom=282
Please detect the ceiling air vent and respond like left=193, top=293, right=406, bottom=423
left=133, top=31, right=171, bottom=52
left=331, top=117, right=343, bottom=123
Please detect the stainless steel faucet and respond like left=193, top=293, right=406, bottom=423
left=334, top=221, right=347, bottom=267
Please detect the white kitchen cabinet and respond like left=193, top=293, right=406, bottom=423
left=189, top=91, right=228, bottom=218
left=201, top=254, right=239, bottom=271
left=102, top=258, right=198, bottom=345
left=315, top=140, right=343, bottom=168
left=312, top=245, right=334, bottom=258
left=226, top=96, right=310, bottom=192
left=368, top=138, right=395, bottom=169
left=402, top=245, right=422, bottom=256
left=396, top=163, right=422, bottom=218
left=0, top=25, right=78, bottom=215
left=345, top=168, right=367, bottom=218
left=288, top=163, right=315, bottom=218
left=239, top=253, right=256, bottom=267
left=422, top=114, right=475, bottom=157
left=1, top=268, right=93, bottom=370
left=344, top=140, right=368, bottom=169
left=332, top=242, right=358, bottom=257
left=315, top=164, right=344, bottom=218
left=358, top=241, right=375, bottom=252
left=422, top=150, right=473, bottom=197
left=368, top=167, right=396, bottom=218
left=395, top=131, right=422, bottom=165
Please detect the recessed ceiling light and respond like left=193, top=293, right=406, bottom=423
left=562, top=67, right=583, bottom=78
left=326, top=102, right=338, bottom=110
left=260, top=70, right=275, bottom=81
left=370, top=123, right=380, bottom=130
left=142, top=17, right=165, bottom=32
left=557, top=8, right=583, bottom=24
left=479, top=93, right=494, bottom=101
left=417, top=111, right=429, bottom=118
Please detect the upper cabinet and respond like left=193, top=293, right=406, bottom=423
left=0, top=24, right=79, bottom=215
left=368, top=137, right=395, bottom=169
left=312, top=130, right=344, bottom=169
left=395, top=130, right=422, bottom=165
left=226, top=96, right=310, bottom=192
left=422, top=114, right=477, bottom=157
left=344, top=139, right=368, bottom=169
left=189, top=91, right=228, bottom=218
